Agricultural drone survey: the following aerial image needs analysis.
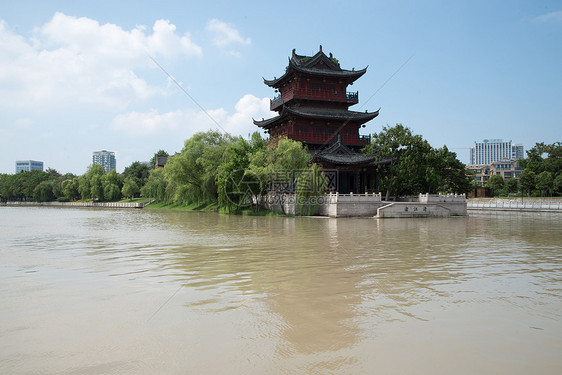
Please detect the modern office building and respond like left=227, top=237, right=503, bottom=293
left=92, top=150, right=116, bottom=173
left=469, top=139, right=524, bottom=166
left=15, top=160, right=44, bottom=173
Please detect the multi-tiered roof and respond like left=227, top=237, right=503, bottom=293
left=254, top=46, right=379, bottom=150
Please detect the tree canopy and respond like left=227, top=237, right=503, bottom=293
left=517, top=142, right=561, bottom=196
left=363, top=124, right=472, bottom=198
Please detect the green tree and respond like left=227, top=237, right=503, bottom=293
left=90, top=175, right=104, bottom=201
left=536, top=171, right=554, bottom=196
left=426, top=145, right=473, bottom=194
left=518, top=169, right=536, bottom=196
left=79, top=164, right=105, bottom=200
left=123, top=161, right=150, bottom=186
left=364, top=124, right=431, bottom=199
left=62, top=178, right=79, bottom=201
left=0, top=174, right=17, bottom=200
left=363, top=124, right=470, bottom=199
left=505, top=178, right=519, bottom=195
left=104, top=182, right=121, bottom=201
left=553, top=174, right=562, bottom=196
left=103, top=169, right=123, bottom=201
left=33, top=180, right=55, bottom=202
left=217, top=133, right=265, bottom=213
left=164, top=130, right=236, bottom=205
left=21, top=170, right=50, bottom=200
left=519, top=142, right=562, bottom=175
left=486, top=174, right=505, bottom=196
left=247, top=136, right=311, bottom=198
left=45, top=168, right=61, bottom=180
left=122, top=178, right=140, bottom=199
left=78, top=176, right=91, bottom=200
left=141, top=169, right=168, bottom=201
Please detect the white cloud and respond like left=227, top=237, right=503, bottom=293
left=0, top=14, right=202, bottom=111
left=223, top=94, right=271, bottom=135
left=111, top=109, right=186, bottom=136
left=206, top=19, right=251, bottom=47
left=534, top=10, right=562, bottom=23
left=110, top=94, right=273, bottom=137
left=13, top=118, right=35, bottom=129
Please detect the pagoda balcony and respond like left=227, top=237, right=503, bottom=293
left=271, top=94, right=283, bottom=109
left=285, top=131, right=368, bottom=146
left=270, top=89, right=359, bottom=110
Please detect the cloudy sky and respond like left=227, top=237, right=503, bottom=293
left=1, top=0, right=560, bottom=174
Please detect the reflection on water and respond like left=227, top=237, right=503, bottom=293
left=0, top=207, right=561, bottom=374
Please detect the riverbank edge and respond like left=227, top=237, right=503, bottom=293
left=467, top=197, right=562, bottom=212
left=0, top=200, right=155, bottom=209
left=0, top=200, right=289, bottom=216
left=5, top=198, right=560, bottom=214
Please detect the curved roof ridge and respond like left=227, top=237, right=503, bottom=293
left=264, top=47, right=367, bottom=87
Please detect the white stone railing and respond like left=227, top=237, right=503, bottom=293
left=418, top=193, right=466, bottom=203
left=325, top=192, right=382, bottom=203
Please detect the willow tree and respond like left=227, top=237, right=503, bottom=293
left=164, top=130, right=237, bottom=205
left=217, top=132, right=266, bottom=213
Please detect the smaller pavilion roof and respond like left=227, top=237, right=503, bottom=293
left=311, top=135, right=392, bottom=166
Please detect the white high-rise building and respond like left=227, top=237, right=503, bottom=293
left=15, top=160, right=43, bottom=173
left=92, top=150, right=116, bottom=173
left=469, top=139, right=524, bottom=166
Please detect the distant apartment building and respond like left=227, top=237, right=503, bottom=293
left=15, top=160, right=43, bottom=173
left=467, top=160, right=523, bottom=186
left=469, top=139, right=524, bottom=166
left=92, top=150, right=116, bottom=173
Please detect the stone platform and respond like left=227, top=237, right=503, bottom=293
left=266, top=193, right=467, bottom=218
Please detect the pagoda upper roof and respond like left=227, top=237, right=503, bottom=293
left=264, top=46, right=367, bottom=88
left=253, top=106, right=379, bottom=130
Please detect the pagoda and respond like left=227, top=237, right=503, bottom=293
left=254, top=46, right=387, bottom=193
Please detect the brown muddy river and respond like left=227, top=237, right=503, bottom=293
left=1, top=206, right=561, bottom=374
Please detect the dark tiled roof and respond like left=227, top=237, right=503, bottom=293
left=264, top=47, right=367, bottom=87
left=253, top=106, right=379, bottom=130
left=285, top=106, right=379, bottom=122
left=253, top=114, right=282, bottom=129
left=313, top=152, right=378, bottom=165
left=311, top=135, right=393, bottom=166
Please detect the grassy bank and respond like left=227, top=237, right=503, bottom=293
left=141, top=199, right=288, bottom=216
left=145, top=200, right=218, bottom=211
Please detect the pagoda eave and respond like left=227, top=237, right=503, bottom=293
left=253, top=114, right=285, bottom=130
left=264, top=66, right=368, bottom=88
left=285, top=107, right=380, bottom=123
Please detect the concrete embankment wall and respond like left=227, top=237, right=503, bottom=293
left=1, top=201, right=155, bottom=209
left=265, top=193, right=467, bottom=218
left=467, top=198, right=562, bottom=212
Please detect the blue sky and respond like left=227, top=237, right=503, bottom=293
left=0, top=0, right=560, bottom=174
